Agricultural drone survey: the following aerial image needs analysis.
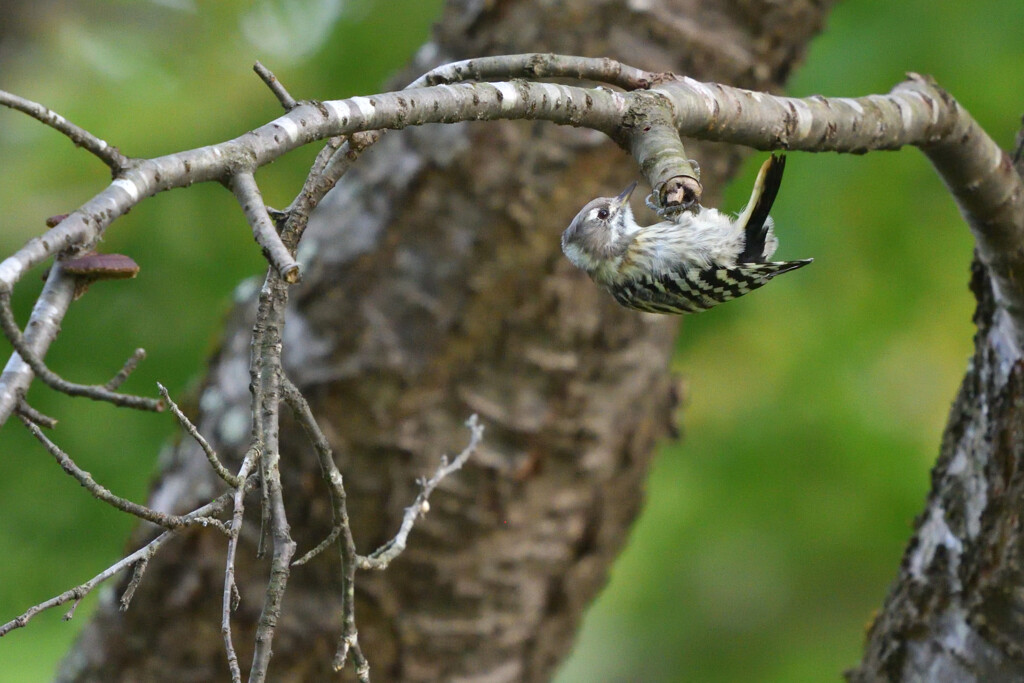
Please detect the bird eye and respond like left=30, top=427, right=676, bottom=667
left=597, top=208, right=609, bottom=220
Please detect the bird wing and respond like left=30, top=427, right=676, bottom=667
left=611, top=258, right=812, bottom=314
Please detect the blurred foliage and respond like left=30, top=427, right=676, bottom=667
left=0, top=0, right=1017, bottom=680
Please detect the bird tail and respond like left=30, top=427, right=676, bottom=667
left=742, top=258, right=812, bottom=280
left=708, top=258, right=812, bottom=304
left=736, top=154, right=786, bottom=263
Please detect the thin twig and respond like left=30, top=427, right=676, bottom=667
left=283, top=135, right=348, bottom=228
left=358, top=414, right=483, bottom=570
left=228, top=172, right=301, bottom=283
left=249, top=282, right=270, bottom=560
left=284, top=131, right=380, bottom=232
left=281, top=377, right=351, bottom=568
left=0, top=480, right=253, bottom=637
left=284, top=52, right=529, bottom=237
left=223, top=449, right=259, bottom=683
left=308, top=136, right=345, bottom=179
left=118, top=556, right=149, bottom=611
left=158, top=383, right=243, bottom=487
left=253, top=61, right=298, bottom=111
left=279, top=376, right=368, bottom=674
left=0, top=290, right=162, bottom=412
left=14, top=399, right=57, bottom=428
left=292, top=523, right=343, bottom=567
left=104, top=348, right=146, bottom=391
left=0, top=89, right=129, bottom=171
left=18, top=415, right=228, bottom=533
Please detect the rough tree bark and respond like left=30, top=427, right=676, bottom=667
left=56, top=1, right=833, bottom=681
left=848, top=157, right=1024, bottom=679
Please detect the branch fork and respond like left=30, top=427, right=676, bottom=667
left=2, top=53, right=1023, bottom=682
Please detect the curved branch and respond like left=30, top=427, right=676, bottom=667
left=357, top=415, right=484, bottom=571
left=19, top=415, right=226, bottom=532
left=4, top=71, right=1006, bottom=295
left=0, top=90, right=129, bottom=172
left=0, top=289, right=162, bottom=412
left=651, top=74, right=1024, bottom=342
left=2, top=59, right=1021, bottom=429
left=410, top=53, right=661, bottom=90
left=896, top=77, right=1024, bottom=339
left=0, top=477, right=253, bottom=638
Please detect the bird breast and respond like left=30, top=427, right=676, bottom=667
left=620, top=209, right=743, bottom=278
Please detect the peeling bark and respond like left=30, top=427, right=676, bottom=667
left=850, top=227, right=1024, bottom=678
left=56, top=1, right=833, bottom=681
left=845, top=124, right=1024, bottom=682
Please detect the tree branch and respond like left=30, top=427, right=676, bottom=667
left=410, top=53, right=661, bottom=90
left=5, top=59, right=1019, bottom=428
left=247, top=271, right=295, bottom=683
left=358, top=414, right=484, bottom=571
left=222, top=448, right=259, bottom=683
left=18, top=414, right=227, bottom=533
left=2, top=52, right=1022, bottom=681
left=279, top=376, right=368, bottom=676
left=0, top=89, right=129, bottom=172
left=228, top=172, right=301, bottom=283
left=0, top=478, right=252, bottom=637
left=0, top=267, right=75, bottom=421
left=0, top=288, right=162, bottom=412
left=14, top=398, right=57, bottom=428
left=104, top=348, right=146, bottom=391
left=159, top=383, right=243, bottom=488
left=253, top=61, right=298, bottom=111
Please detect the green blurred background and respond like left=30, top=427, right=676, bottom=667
left=0, top=0, right=1017, bottom=680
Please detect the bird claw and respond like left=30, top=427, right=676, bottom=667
left=645, top=191, right=699, bottom=220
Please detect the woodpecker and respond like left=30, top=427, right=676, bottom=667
left=561, top=154, right=811, bottom=314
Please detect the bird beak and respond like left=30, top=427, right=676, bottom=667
left=614, top=181, right=638, bottom=208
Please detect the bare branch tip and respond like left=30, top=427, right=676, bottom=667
left=15, top=400, right=58, bottom=429
left=0, top=290, right=162, bottom=412
left=160, top=381, right=241, bottom=486
left=282, top=264, right=302, bottom=284
left=62, top=604, right=79, bottom=622
left=105, top=347, right=147, bottom=391
left=253, top=61, right=298, bottom=111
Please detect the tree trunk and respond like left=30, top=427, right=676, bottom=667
left=56, top=1, right=833, bottom=681
left=848, top=141, right=1024, bottom=680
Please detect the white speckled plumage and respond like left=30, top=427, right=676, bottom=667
left=561, top=154, right=811, bottom=314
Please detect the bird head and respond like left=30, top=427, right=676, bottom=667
left=561, top=181, right=638, bottom=277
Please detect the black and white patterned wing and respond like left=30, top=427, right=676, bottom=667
left=610, top=259, right=812, bottom=314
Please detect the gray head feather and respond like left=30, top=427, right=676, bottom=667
left=561, top=183, right=638, bottom=276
